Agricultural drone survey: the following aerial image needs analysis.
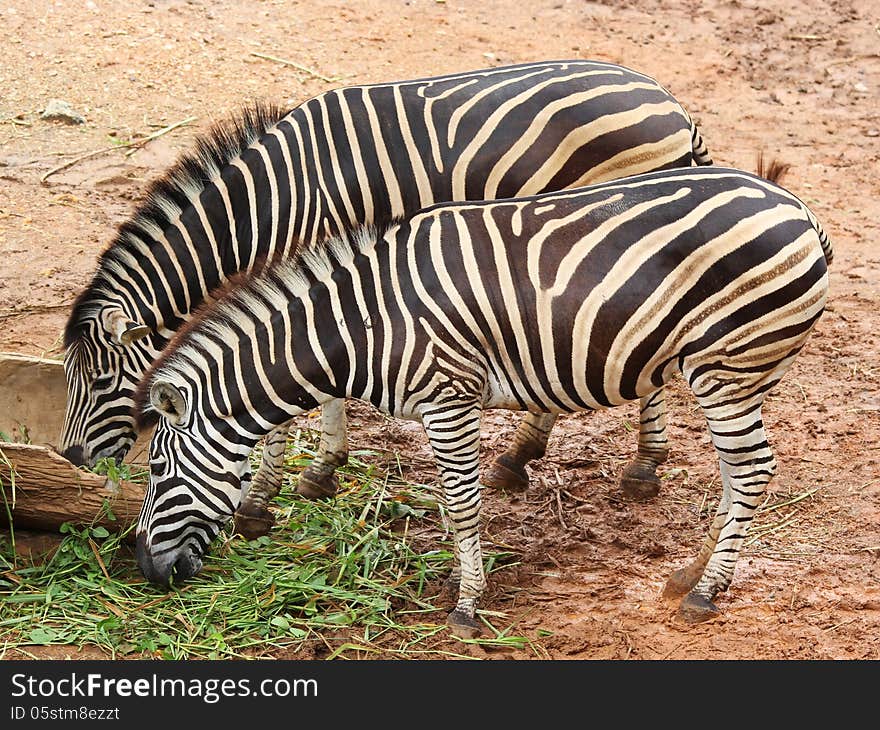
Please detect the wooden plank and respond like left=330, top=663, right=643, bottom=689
left=0, top=352, right=68, bottom=447
left=0, top=351, right=152, bottom=464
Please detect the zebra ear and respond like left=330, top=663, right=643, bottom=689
left=149, top=381, right=188, bottom=426
left=120, top=324, right=151, bottom=346
left=102, top=309, right=151, bottom=346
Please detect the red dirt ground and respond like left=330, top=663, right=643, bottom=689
left=1, top=0, right=878, bottom=660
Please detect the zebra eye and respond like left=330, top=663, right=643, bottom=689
left=93, top=374, right=114, bottom=390
left=149, top=457, right=167, bottom=477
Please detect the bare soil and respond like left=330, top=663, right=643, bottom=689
left=1, top=0, right=878, bottom=660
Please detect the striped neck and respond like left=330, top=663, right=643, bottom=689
left=135, top=225, right=387, bottom=432
left=65, top=103, right=292, bottom=348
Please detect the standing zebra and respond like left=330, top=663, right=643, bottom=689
left=59, top=60, right=714, bottom=539
left=133, top=164, right=831, bottom=634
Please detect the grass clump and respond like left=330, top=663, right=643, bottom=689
left=88, top=456, right=148, bottom=484
left=0, top=428, right=528, bottom=659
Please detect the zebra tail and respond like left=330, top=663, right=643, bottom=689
left=812, top=216, right=834, bottom=265
left=690, top=120, right=714, bottom=166
left=756, top=151, right=833, bottom=266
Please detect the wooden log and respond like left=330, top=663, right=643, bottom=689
left=0, top=443, right=145, bottom=537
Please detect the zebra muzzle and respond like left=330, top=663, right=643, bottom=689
left=136, top=532, right=204, bottom=588
left=60, top=444, right=86, bottom=467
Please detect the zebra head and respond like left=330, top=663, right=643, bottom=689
left=136, top=378, right=253, bottom=587
left=59, top=306, right=154, bottom=468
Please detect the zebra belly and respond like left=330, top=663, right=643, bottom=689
left=481, top=360, right=674, bottom=414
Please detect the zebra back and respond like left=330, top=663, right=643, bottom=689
left=66, top=60, right=709, bottom=346
left=136, top=164, right=831, bottom=422
left=61, top=59, right=713, bottom=467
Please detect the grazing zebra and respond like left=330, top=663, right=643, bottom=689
left=132, top=164, right=832, bottom=634
left=59, top=59, right=714, bottom=540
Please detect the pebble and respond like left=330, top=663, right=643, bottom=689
left=40, top=99, right=86, bottom=125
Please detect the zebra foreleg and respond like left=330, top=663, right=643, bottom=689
left=672, top=405, right=777, bottom=624
left=422, top=404, right=486, bottom=639
left=233, top=422, right=292, bottom=539
left=482, top=412, right=556, bottom=492
left=296, top=398, right=348, bottom=499
left=618, top=389, right=669, bottom=500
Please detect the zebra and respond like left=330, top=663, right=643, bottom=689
left=132, top=163, right=832, bottom=635
left=59, top=59, right=714, bottom=540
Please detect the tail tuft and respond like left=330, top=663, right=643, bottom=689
left=756, top=150, right=791, bottom=185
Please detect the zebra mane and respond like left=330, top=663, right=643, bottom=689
left=64, top=100, right=291, bottom=349
left=132, top=221, right=395, bottom=426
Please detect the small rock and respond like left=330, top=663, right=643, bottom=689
left=866, top=129, right=880, bottom=137
left=40, top=99, right=86, bottom=125
left=853, top=81, right=868, bottom=93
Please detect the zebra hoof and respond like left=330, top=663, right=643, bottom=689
left=482, top=453, right=530, bottom=492
left=447, top=610, right=483, bottom=639
left=296, top=470, right=339, bottom=500
left=619, top=462, right=661, bottom=500
left=233, top=505, right=275, bottom=540
left=677, top=593, right=721, bottom=624
left=663, top=567, right=701, bottom=598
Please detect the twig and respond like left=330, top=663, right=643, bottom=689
left=757, top=489, right=819, bottom=516
left=40, top=116, right=197, bottom=185
left=88, top=538, right=111, bottom=581
left=94, top=594, right=124, bottom=619
left=826, top=53, right=880, bottom=68
left=659, top=640, right=687, bottom=660
left=824, top=617, right=857, bottom=632
left=745, top=515, right=800, bottom=545
left=249, top=51, right=340, bottom=83
left=0, top=303, right=75, bottom=321
left=555, top=488, right=567, bottom=530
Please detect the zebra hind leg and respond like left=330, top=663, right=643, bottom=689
left=482, top=412, right=556, bottom=492
left=422, top=404, right=487, bottom=638
left=674, top=402, right=777, bottom=624
left=662, top=459, right=731, bottom=599
left=618, top=389, right=669, bottom=500
left=233, top=421, right=292, bottom=539
left=296, top=398, right=349, bottom=499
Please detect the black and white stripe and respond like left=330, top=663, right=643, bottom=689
left=132, top=164, right=832, bottom=630
left=60, top=60, right=714, bottom=533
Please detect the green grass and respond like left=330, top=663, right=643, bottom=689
left=0, top=426, right=30, bottom=444
left=88, top=456, right=148, bottom=484
left=0, top=428, right=534, bottom=659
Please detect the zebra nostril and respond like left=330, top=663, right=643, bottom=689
left=173, top=550, right=203, bottom=583
left=61, top=445, right=86, bottom=467
left=136, top=533, right=172, bottom=588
